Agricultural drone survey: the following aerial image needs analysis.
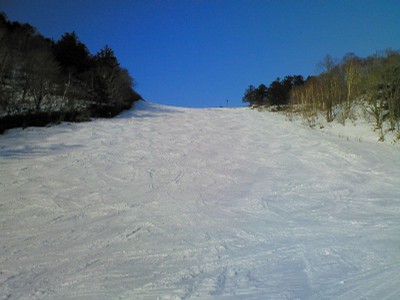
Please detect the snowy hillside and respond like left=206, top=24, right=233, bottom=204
left=1, top=101, right=399, bottom=299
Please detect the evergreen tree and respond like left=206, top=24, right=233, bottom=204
left=53, top=32, right=92, bottom=74
left=92, top=45, right=136, bottom=111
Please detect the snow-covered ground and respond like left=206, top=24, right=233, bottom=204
left=1, top=101, right=399, bottom=299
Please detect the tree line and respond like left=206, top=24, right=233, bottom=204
left=0, top=13, right=141, bottom=133
left=242, top=75, right=305, bottom=107
left=243, top=50, right=400, bottom=141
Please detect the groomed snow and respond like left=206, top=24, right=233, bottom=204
left=1, top=101, right=399, bottom=299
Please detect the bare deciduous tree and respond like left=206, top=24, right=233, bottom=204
left=342, top=53, right=362, bottom=112
left=24, top=48, right=60, bottom=111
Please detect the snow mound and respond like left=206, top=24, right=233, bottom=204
left=1, top=102, right=399, bottom=299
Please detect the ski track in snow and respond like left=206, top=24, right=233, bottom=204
left=0, top=101, right=399, bottom=299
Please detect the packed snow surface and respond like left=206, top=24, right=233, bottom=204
left=1, top=101, right=399, bottom=299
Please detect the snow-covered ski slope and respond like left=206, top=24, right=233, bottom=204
left=1, top=101, right=399, bottom=299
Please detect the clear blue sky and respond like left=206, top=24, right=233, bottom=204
left=2, top=0, right=400, bottom=107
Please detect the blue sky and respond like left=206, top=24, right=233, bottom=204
left=2, top=0, right=400, bottom=107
